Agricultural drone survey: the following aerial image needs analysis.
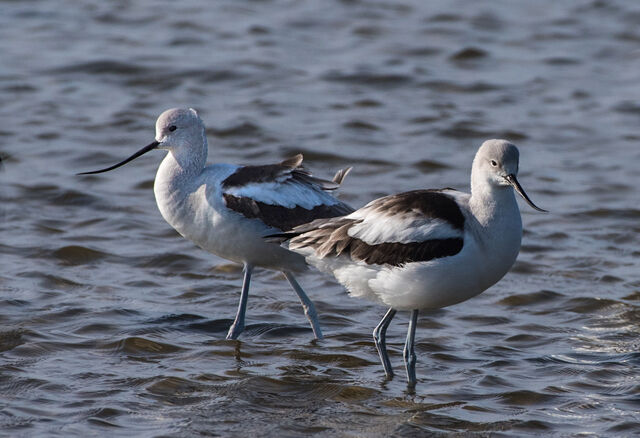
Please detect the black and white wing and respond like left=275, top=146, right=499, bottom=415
left=287, top=190, right=466, bottom=266
left=221, top=154, right=353, bottom=231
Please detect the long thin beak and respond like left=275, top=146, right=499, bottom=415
left=505, top=174, right=548, bottom=212
left=77, top=141, right=159, bottom=175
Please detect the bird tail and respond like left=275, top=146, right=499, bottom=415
left=332, top=166, right=352, bottom=187
left=264, top=216, right=338, bottom=244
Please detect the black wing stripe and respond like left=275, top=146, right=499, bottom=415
left=223, top=194, right=354, bottom=231
left=221, top=155, right=340, bottom=191
left=290, top=218, right=464, bottom=267
left=349, top=238, right=463, bottom=266
left=222, top=163, right=293, bottom=188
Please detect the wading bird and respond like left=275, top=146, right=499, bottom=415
left=80, top=108, right=353, bottom=340
left=270, top=140, right=546, bottom=386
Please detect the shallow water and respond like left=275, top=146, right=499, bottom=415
left=1, top=0, right=639, bottom=436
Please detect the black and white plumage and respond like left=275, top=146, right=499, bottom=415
left=283, top=190, right=465, bottom=267
left=221, top=154, right=353, bottom=231
left=273, top=140, right=547, bottom=386
left=79, top=108, right=353, bottom=340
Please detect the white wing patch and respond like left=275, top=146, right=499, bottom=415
left=224, top=181, right=340, bottom=209
left=345, top=206, right=463, bottom=245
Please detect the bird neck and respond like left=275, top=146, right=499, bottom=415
left=469, top=176, right=519, bottom=226
left=469, top=175, right=523, bottom=289
left=156, top=137, right=208, bottom=192
left=153, top=155, right=202, bottom=212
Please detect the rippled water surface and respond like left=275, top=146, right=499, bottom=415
left=1, top=0, right=639, bottom=436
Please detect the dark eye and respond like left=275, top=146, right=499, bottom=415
left=168, top=125, right=177, bottom=132
left=490, top=160, right=498, bottom=167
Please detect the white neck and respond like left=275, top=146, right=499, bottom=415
left=468, top=172, right=523, bottom=288
left=470, top=182, right=518, bottom=225
left=469, top=163, right=519, bottom=224
left=154, top=130, right=208, bottom=193
left=153, top=142, right=208, bottom=235
left=157, top=149, right=204, bottom=191
left=153, top=149, right=204, bottom=237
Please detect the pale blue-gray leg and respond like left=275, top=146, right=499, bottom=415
left=283, top=271, right=323, bottom=340
left=403, top=309, right=419, bottom=387
left=373, top=308, right=397, bottom=379
left=226, top=263, right=253, bottom=340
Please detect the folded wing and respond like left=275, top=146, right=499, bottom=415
left=286, top=190, right=466, bottom=267
left=222, top=154, right=353, bottom=231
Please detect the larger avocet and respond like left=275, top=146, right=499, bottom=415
left=273, top=140, right=546, bottom=386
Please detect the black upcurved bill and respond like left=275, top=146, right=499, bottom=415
left=77, top=141, right=159, bottom=175
left=505, top=174, right=548, bottom=212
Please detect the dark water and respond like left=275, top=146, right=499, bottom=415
left=1, top=0, right=639, bottom=436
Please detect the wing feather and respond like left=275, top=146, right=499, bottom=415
left=221, top=155, right=353, bottom=230
left=286, top=190, right=466, bottom=266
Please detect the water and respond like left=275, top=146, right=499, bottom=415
left=1, top=0, right=639, bottom=436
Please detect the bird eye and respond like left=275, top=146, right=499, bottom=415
left=168, top=125, right=177, bottom=132
left=490, top=160, right=498, bottom=167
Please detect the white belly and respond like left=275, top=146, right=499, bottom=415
left=302, top=229, right=520, bottom=311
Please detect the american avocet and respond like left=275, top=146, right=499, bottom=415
left=79, top=108, right=353, bottom=340
left=271, top=140, right=546, bottom=386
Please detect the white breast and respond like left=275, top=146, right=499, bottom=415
left=154, top=156, right=306, bottom=271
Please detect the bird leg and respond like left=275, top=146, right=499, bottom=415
left=403, top=309, right=419, bottom=387
left=373, top=308, right=397, bottom=379
left=226, top=263, right=253, bottom=340
left=284, top=272, right=323, bottom=340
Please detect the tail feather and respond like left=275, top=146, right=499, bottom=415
left=279, top=153, right=304, bottom=169
left=264, top=216, right=341, bottom=244
left=332, top=166, right=352, bottom=186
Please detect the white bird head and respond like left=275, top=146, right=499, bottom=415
left=155, top=108, right=206, bottom=152
left=472, top=139, right=547, bottom=212
left=78, top=108, right=208, bottom=175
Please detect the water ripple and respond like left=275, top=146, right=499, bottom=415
left=1, top=0, right=639, bottom=435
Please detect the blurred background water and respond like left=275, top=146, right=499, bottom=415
left=1, top=0, right=639, bottom=436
